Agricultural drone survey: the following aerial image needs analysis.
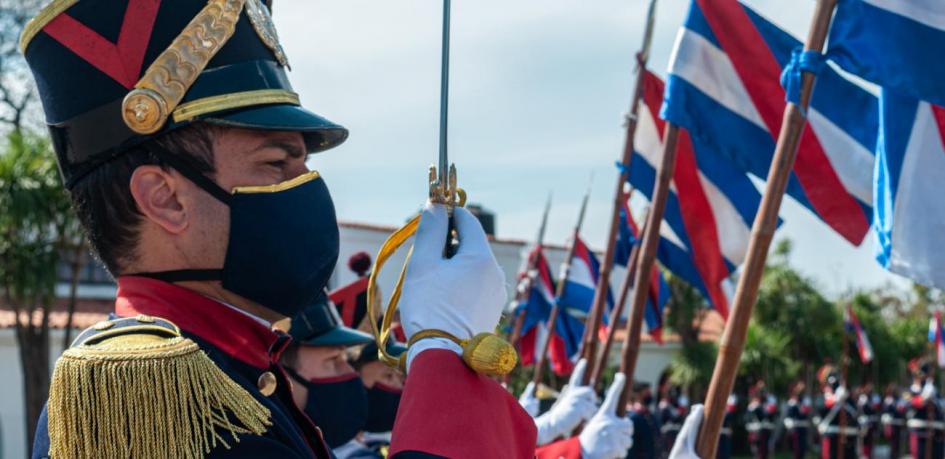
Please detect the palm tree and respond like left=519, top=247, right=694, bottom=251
left=665, top=272, right=717, bottom=397
left=0, top=131, right=77, bottom=449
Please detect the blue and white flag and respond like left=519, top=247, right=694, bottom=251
left=829, top=0, right=945, bottom=107
left=873, top=92, right=945, bottom=289
left=663, top=0, right=878, bottom=245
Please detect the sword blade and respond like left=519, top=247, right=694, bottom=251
left=438, top=0, right=451, bottom=185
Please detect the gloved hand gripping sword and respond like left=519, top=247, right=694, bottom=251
left=366, top=0, right=516, bottom=376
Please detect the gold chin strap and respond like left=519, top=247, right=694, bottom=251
left=367, top=166, right=517, bottom=376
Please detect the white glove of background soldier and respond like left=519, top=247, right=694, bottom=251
left=519, top=382, right=541, bottom=417
left=668, top=404, right=704, bottom=459
left=400, top=203, right=507, bottom=371
left=534, top=359, right=598, bottom=445
left=579, top=373, right=634, bottom=459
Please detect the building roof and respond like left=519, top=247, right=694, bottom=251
left=611, top=309, right=725, bottom=344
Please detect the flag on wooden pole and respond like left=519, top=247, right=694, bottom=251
left=625, top=70, right=761, bottom=317
left=844, top=305, right=874, bottom=364
left=663, top=0, right=877, bottom=245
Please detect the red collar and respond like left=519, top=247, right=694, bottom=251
left=115, top=276, right=280, bottom=369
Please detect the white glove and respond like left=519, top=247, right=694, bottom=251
left=535, top=359, right=598, bottom=445
left=519, top=382, right=540, bottom=418
left=579, top=373, right=634, bottom=459
left=922, top=381, right=936, bottom=402
left=834, top=385, right=849, bottom=404
left=400, top=203, right=508, bottom=371
left=668, top=404, right=703, bottom=459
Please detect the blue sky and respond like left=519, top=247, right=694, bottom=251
left=274, top=0, right=910, bottom=298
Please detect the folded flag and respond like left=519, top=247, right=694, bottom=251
left=873, top=93, right=945, bottom=290
left=929, top=311, right=945, bottom=368
left=663, top=0, right=877, bottom=245
left=828, top=0, right=945, bottom=107
left=627, top=70, right=763, bottom=318
left=844, top=305, right=874, bottom=364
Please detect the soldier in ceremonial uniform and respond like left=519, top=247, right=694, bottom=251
left=19, top=0, right=578, bottom=457
left=906, top=360, right=944, bottom=459
left=856, top=383, right=880, bottom=458
left=814, top=366, right=858, bottom=459
left=280, top=302, right=375, bottom=448
left=658, top=387, right=686, bottom=457
left=627, top=381, right=661, bottom=459
left=746, top=381, right=775, bottom=459
left=784, top=381, right=811, bottom=459
left=880, top=385, right=906, bottom=459
left=716, top=395, right=737, bottom=459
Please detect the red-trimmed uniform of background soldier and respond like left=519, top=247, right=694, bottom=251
left=906, top=358, right=944, bottom=459
left=658, top=384, right=689, bottom=454
left=783, top=381, right=811, bottom=459
left=745, top=380, right=777, bottom=459
left=881, top=383, right=907, bottom=459
left=855, top=382, right=880, bottom=458
left=814, top=365, right=858, bottom=459
left=716, top=394, right=738, bottom=459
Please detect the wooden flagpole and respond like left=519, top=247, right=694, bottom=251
left=589, top=205, right=649, bottom=388
left=695, top=0, right=838, bottom=455
left=839, top=309, right=849, bottom=459
left=615, top=124, right=680, bottom=416
left=530, top=185, right=592, bottom=390
left=580, top=0, right=660, bottom=386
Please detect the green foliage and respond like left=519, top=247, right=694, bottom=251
left=754, top=242, right=841, bottom=370
left=0, top=132, right=72, bottom=305
left=669, top=340, right=716, bottom=396
left=739, top=322, right=800, bottom=395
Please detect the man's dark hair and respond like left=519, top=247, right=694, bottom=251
left=70, top=123, right=225, bottom=275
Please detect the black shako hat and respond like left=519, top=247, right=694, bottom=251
left=20, top=0, right=347, bottom=188
left=288, top=298, right=374, bottom=348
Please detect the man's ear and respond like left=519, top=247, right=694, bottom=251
left=129, top=165, right=188, bottom=234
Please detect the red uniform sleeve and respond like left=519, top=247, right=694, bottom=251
left=535, top=437, right=582, bottom=459
left=390, top=349, right=537, bottom=459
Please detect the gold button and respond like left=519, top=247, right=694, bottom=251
left=136, top=314, right=156, bottom=323
left=93, top=321, right=114, bottom=331
left=257, top=371, right=277, bottom=396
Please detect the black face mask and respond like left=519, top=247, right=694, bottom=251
left=289, top=369, right=368, bottom=448
left=363, top=382, right=402, bottom=433
left=137, top=146, right=339, bottom=317
left=642, top=395, right=654, bottom=407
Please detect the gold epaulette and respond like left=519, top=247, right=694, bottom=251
left=48, top=315, right=272, bottom=459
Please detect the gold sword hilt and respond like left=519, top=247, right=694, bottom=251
left=429, top=163, right=466, bottom=211
left=429, top=164, right=466, bottom=258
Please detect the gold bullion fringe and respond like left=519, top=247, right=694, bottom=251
left=47, top=337, right=271, bottom=459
